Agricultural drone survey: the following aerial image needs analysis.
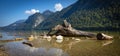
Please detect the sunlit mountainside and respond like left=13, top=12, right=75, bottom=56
left=4, top=0, right=120, bottom=31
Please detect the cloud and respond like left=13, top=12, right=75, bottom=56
left=54, top=3, right=63, bottom=11
left=25, top=9, right=39, bottom=14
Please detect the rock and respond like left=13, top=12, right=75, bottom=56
left=0, top=38, right=23, bottom=42
left=72, top=37, right=75, bottom=39
left=47, top=38, right=52, bottom=42
left=0, top=45, right=9, bottom=56
left=96, top=33, right=113, bottom=40
left=0, top=34, right=2, bottom=38
left=0, top=40, right=15, bottom=42
left=43, top=35, right=51, bottom=39
left=56, top=35, right=63, bottom=40
left=15, top=38, right=23, bottom=41
left=27, top=35, right=34, bottom=41
left=52, top=35, right=56, bottom=38
left=72, top=37, right=81, bottom=41
left=43, top=32, right=51, bottom=39
left=74, top=38, right=81, bottom=41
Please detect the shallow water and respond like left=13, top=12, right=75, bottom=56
left=0, top=30, right=120, bottom=56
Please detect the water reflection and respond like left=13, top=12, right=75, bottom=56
left=5, top=41, right=69, bottom=56
left=56, top=40, right=63, bottom=43
left=0, top=31, right=120, bottom=56
left=102, top=40, right=113, bottom=46
left=3, top=34, right=81, bottom=56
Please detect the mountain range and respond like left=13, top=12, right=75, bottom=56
left=4, top=19, right=25, bottom=30
left=4, top=0, right=120, bottom=31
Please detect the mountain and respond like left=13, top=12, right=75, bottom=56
left=42, top=10, right=54, bottom=18
left=4, top=19, right=25, bottom=30
left=4, top=0, right=120, bottom=31
left=4, top=12, right=45, bottom=30
left=36, top=0, right=120, bottom=30
left=24, top=13, right=45, bottom=29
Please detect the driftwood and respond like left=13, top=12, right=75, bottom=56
left=47, top=20, right=113, bottom=40
left=96, top=33, right=113, bottom=40
left=22, top=42, right=33, bottom=47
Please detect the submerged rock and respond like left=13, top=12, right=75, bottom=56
left=22, top=42, right=33, bottom=47
left=0, top=34, right=2, bottom=38
left=0, top=45, right=8, bottom=56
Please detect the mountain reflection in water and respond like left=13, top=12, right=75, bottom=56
left=5, top=42, right=69, bottom=56
left=0, top=31, right=120, bottom=56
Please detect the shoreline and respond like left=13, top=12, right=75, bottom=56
left=0, top=45, right=8, bottom=56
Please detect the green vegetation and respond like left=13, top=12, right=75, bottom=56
left=36, top=0, right=120, bottom=31
left=3, top=0, right=120, bottom=31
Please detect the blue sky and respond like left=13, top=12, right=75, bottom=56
left=0, top=0, right=77, bottom=27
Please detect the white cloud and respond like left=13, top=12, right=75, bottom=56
left=54, top=3, right=63, bottom=11
left=25, top=9, right=39, bottom=14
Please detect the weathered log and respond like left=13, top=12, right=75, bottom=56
left=96, top=33, right=113, bottom=40
left=48, top=20, right=96, bottom=37
left=47, top=20, right=113, bottom=40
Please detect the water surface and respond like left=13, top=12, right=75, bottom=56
left=0, top=30, right=120, bottom=56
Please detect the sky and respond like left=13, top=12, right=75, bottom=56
left=0, top=0, right=77, bottom=27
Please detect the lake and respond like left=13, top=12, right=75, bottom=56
left=0, top=30, right=120, bottom=56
